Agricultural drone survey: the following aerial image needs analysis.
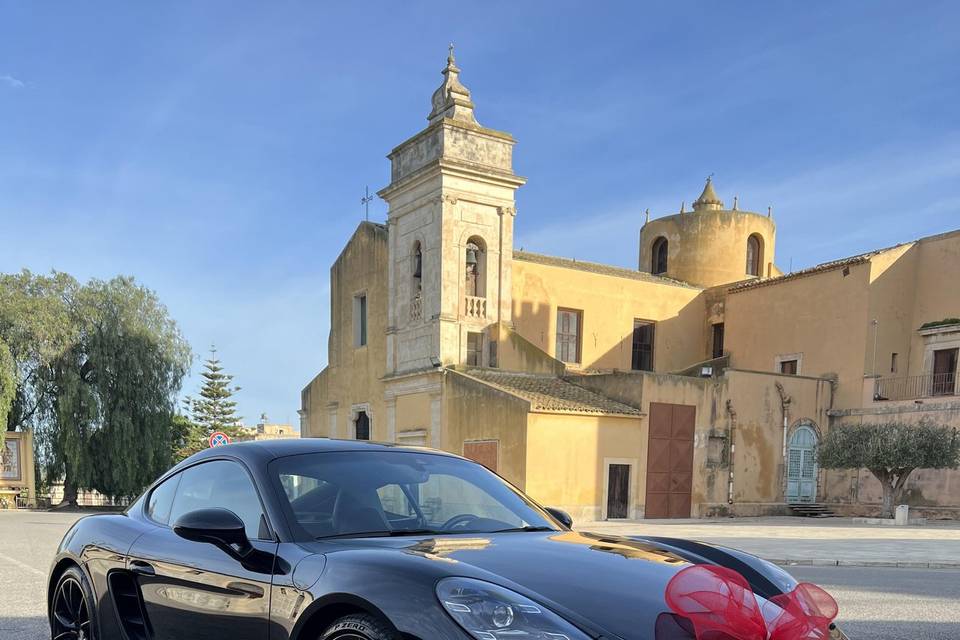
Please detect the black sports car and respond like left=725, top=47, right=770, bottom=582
left=48, top=439, right=846, bottom=640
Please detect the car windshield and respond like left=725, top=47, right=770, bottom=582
left=271, top=450, right=558, bottom=540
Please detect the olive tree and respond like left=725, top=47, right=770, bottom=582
left=818, top=421, right=960, bottom=518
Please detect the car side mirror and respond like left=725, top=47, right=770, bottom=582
left=173, top=508, right=252, bottom=557
left=545, top=507, right=573, bottom=529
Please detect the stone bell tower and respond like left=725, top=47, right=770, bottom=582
left=379, top=47, right=526, bottom=375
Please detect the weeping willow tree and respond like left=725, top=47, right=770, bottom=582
left=0, top=271, right=191, bottom=504
left=0, top=338, right=15, bottom=447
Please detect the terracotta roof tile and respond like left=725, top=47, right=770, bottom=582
left=514, top=251, right=699, bottom=289
left=463, top=370, right=641, bottom=416
left=728, top=249, right=888, bottom=293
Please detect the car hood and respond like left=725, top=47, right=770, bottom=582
left=323, top=530, right=694, bottom=638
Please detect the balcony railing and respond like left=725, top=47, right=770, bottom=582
left=410, top=294, right=423, bottom=321
left=464, top=295, right=487, bottom=319
left=874, top=373, right=958, bottom=402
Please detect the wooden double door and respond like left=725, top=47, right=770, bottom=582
left=644, top=403, right=695, bottom=519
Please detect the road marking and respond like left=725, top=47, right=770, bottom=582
left=0, top=551, right=45, bottom=577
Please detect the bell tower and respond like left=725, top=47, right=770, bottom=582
left=379, top=48, right=526, bottom=375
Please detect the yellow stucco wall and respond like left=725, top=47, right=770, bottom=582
left=395, top=392, right=432, bottom=435
left=444, top=371, right=530, bottom=489
left=908, top=231, right=960, bottom=375
left=511, top=258, right=706, bottom=373
left=640, top=209, right=777, bottom=287
left=724, top=261, right=871, bottom=408
left=301, top=222, right=390, bottom=440
left=570, top=369, right=832, bottom=517
left=524, top=411, right=643, bottom=522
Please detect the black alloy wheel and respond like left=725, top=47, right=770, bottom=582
left=51, top=566, right=94, bottom=640
left=321, top=614, right=398, bottom=640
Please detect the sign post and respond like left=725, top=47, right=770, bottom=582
left=208, top=431, right=232, bottom=448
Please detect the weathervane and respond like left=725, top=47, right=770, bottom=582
left=361, top=186, right=374, bottom=221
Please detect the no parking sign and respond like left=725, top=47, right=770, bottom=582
left=208, top=431, right=232, bottom=448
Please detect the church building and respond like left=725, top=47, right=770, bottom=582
left=300, top=50, right=960, bottom=521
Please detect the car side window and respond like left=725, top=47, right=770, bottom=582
left=146, top=472, right=181, bottom=525
left=169, top=460, right=269, bottom=540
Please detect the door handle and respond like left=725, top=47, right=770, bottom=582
left=129, top=560, right=155, bottom=577
left=227, top=581, right=265, bottom=598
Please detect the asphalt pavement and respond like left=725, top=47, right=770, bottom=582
left=1, top=511, right=957, bottom=640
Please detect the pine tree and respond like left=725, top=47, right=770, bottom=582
left=185, top=346, right=243, bottom=443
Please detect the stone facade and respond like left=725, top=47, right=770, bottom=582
left=300, top=52, right=960, bottom=520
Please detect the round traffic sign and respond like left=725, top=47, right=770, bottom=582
left=209, top=431, right=232, bottom=448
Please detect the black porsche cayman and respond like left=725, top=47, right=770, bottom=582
left=48, top=439, right=846, bottom=640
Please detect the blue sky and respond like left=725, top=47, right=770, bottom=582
left=2, top=1, right=958, bottom=426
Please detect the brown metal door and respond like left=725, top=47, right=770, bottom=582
left=463, top=440, right=499, bottom=473
left=645, top=403, right=695, bottom=518
left=606, top=464, right=631, bottom=519
left=933, top=348, right=958, bottom=396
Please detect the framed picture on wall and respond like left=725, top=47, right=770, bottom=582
left=1, top=439, right=21, bottom=481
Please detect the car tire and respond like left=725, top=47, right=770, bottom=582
left=320, top=613, right=398, bottom=640
left=50, top=564, right=98, bottom=640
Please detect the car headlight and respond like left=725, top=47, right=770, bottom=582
left=437, top=577, right=591, bottom=639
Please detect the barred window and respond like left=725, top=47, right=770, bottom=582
left=556, top=309, right=582, bottom=364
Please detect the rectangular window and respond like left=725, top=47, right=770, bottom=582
left=780, top=359, right=798, bottom=375
left=890, top=352, right=898, bottom=374
left=353, top=294, right=367, bottom=347
left=712, top=323, right=725, bottom=360
left=631, top=321, right=655, bottom=371
left=556, top=309, right=582, bottom=364
left=466, top=332, right=483, bottom=367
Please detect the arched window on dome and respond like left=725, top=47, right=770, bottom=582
left=651, top=237, right=668, bottom=275
left=746, top=234, right=763, bottom=277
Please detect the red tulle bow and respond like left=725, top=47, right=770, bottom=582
left=665, top=565, right=838, bottom=640
left=766, top=582, right=839, bottom=640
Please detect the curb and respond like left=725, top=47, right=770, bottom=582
left=767, top=558, right=960, bottom=569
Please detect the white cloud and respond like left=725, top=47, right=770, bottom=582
left=0, top=74, right=25, bottom=89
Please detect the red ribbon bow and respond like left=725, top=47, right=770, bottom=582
left=665, top=564, right=838, bottom=640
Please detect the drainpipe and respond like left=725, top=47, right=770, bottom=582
left=726, top=399, right=737, bottom=506
left=775, top=382, right=792, bottom=498
left=871, top=319, right=879, bottom=377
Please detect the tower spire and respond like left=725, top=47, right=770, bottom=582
left=692, top=175, right=724, bottom=211
left=428, top=44, right=478, bottom=125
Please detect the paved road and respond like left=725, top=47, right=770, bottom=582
left=1, top=512, right=958, bottom=639
left=790, top=566, right=960, bottom=640
left=580, top=516, right=960, bottom=567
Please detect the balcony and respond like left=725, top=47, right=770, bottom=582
left=874, top=373, right=958, bottom=402
left=464, top=295, right=487, bottom=320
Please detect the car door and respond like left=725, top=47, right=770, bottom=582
left=128, top=459, right=278, bottom=640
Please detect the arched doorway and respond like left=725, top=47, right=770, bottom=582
left=787, top=424, right=818, bottom=503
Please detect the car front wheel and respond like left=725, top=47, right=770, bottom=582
left=320, top=613, right=398, bottom=640
left=50, top=565, right=97, bottom=640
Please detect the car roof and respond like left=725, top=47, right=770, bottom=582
left=183, top=437, right=462, bottom=467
